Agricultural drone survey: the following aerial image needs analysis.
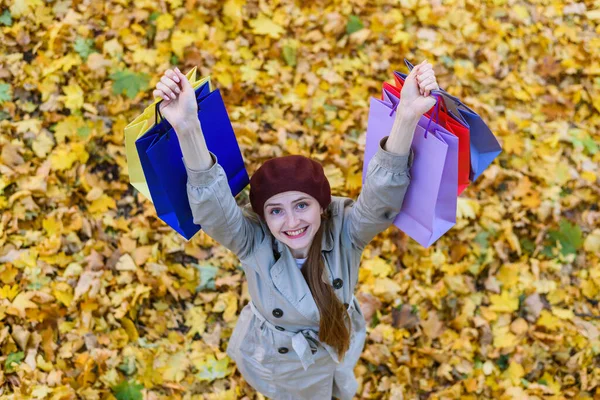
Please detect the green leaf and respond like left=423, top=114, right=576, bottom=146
left=581, top=136, right=599, bottom=155
left=495, top=354, right=510, bottom=371
left=548, top=220, right=583, bottom=256
left=520, top=238, right=535, bottom=254
left=346, top=15, right=363, bottom=35
left=117, top=357, right=137, bottom=376
left=77, top=126, right=91, bottom=138
left=194, top=265, right=218, bottom=291
left=5, top=351, right=24, bottom=373
left=282, top=44, right=297, bottom=67
left=74, top=37, right=97, bottom=61
left=149, top=11, right=161, bottom=22
left=110, top=70, right=150, bottom=100
left=570, top=131, right=599, bottom=155
left=0, top=83, right=12, bottom=102
left=112, top=380, right=143, bottom=400
left=474, top=231, right=490, bottom=249
left=0, top=10, right=12, bottom=26
left=170, top=54, right=179, bottom=66
left=196, top=357, right=229, bottom=382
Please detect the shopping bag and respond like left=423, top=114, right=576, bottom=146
left=382, top=83, right=471, bottom=195
left=125, top=67, right=211, bottom=202
left=138, top=84, right=250, bottom=240
left=394, top=59, right=501, bottom=181
left=364, top=95, right=458, bottom=247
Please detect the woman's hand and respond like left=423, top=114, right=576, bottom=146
left=398, top=60, right=440, bottom=121
left=152, top=67, right=198, bottom=131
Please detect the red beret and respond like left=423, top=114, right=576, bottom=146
left=250, top=155, right=331, bottom=219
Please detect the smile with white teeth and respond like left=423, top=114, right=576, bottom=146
left=284, top=227, right=307, bottom=236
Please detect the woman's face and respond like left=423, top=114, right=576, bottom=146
left=263, top=191, right=323, bottom=259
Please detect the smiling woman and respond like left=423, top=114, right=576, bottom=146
left=154, top=60, right=440, bottom=399
left=262, top=192, right=322, bottom=258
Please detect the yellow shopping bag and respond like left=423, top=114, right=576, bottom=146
left=125, top=67, right=211, bottom=202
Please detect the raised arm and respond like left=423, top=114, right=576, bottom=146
left=182, top=146, right=264, bottom=261
left=154, top=67, right=263, bottom=259
left=343, top=60, right=440, bottom=249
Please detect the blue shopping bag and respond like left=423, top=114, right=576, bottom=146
left=137, top=82, right=249, bottom=240
left=395, top=59, right=502, bottom=181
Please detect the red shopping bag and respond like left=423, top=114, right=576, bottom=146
left=383, top=81, right=471, bottom=195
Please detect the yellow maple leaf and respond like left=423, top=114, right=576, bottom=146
left=323, top=164, right=345, bottom=191
left=539, top=372, right=561, bottom=394
left=0, top=284, right=19, bottom=301
left=42, top=215, right=63, bottom=236
left=537, top=310, right=561, bottom=330
left=7, top=292, right=38, bottom=318
left=13, top=118, right=42, bottom=135
left=492, top=325, right=518, bottom=348
left=49, top=143, right=89, bottom=171
left=223, top=0, right=245, bottom=29
left=52, top=285, right=73, bottom=307
left=171, top=31, right=196, bottom=58
left=185, top=306, right=207, bottom=338
left=61, top=82, right=84, bottom=111
left=53, top=115, right=85, bottom=144
left=503, top=361, right=524, bottom=385
left=213, top=292, right=238, bottom=322
left=132, top=48, right=159, bottom=67
left=345, top=168, right=362, bottom=192
left=496, top=264, right=519, bottom=287
left=161, top=351, right=190, bottom=382
left=249, top=14, right=285, bottom=38
left=581, top=279, right=599, bottom=298
left=551, top=307, right=574, bottom=320
left=489, top=291, right=519, bottom=313
left=501, top=134, right=524, bottom=155
left=363, top=257, right=393, bottom=278
left=32, top=132, right=55, bottom=158
left=456, top=198, right=480, bottom=220
left=156, top=13, right=175, bottom=31
left=372, top=277, right=401, bottom=301
left=88, top=194, right=117, bottom=214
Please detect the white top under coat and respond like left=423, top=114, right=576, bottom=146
left=294, top=257, right=307, bottom=269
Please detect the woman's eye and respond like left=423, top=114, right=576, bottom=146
left=297, top=202, right=308, bottom=210
left=270, top=208, right=281, bottom=215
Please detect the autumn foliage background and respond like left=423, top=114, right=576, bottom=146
left=0, top=0, right=599, bottom=398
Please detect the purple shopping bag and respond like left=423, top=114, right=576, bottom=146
left=363, top=95, right=458, bottom=247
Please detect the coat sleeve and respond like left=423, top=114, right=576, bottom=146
left=184, top=151, right=264, bottom=260
left=342, top=136, right=414, bottom=250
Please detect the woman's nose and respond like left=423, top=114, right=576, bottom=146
left=287, top=213, right=299, bottom=227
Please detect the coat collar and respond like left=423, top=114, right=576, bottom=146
left=269, top=222, right=334, bottom=325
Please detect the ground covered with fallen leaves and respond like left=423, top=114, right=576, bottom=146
left=0, top=0, right=599, bottom=399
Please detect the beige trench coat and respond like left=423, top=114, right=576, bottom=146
left=184, top=136, right=413, bottom=399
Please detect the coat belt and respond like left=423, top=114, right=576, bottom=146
left=248, top=296, right=357, bottom=371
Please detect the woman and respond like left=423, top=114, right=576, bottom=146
left=152, top=61, right=439, bottom=399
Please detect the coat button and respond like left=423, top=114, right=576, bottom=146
left=272, top=308, right=283, bottom=318
left=333, top=278, right=343, bottom=289
left=278, top=347, right=289, bottom=354
left=275, top=326, right=285, bottom=331
left=311, top=348, right=317, bottom=354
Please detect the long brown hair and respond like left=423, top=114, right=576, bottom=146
left=242, top=205, right=352, bottom=360
left=300, top=209, right=351, bottom=361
